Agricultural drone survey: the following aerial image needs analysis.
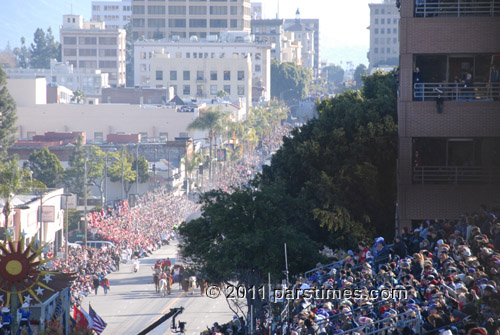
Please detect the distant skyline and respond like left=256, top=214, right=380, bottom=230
left=0, top=0, right=382, bottom=68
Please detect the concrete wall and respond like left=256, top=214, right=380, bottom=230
left=7, top=78, right=47, bottom=107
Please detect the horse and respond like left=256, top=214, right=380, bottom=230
left=188, top=276, right=197, bottom=295
left=159, top=279, right=168, bottom=297
left=153, top=272, right=160, bottom=293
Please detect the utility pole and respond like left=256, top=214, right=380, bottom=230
left=121, top=146, right=124, bottom=200
left=84, top=149, right=89, bottom=248
left=136, top=143, right=139, bottom=196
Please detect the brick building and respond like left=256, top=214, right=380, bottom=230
left=397, top=0, right=500, bottom=231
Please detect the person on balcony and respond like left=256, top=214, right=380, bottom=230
left=462, top=72, right=474, bottom=100
left=413, top=67, right=423, bottom=101
left=413, top=151, right=422, bottom=167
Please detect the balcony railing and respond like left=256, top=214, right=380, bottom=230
left=415, top=0, right=500, bottom=17
left=413, top=166, right=500, bottom=184
left=413, top=82, right=500, bottom=101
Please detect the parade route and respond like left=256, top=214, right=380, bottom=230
left=85, top=241, right=234, bottom=335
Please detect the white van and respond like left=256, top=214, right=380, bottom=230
left=75, top=241, right=115, bottom=249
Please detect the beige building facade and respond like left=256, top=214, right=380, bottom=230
left=368, top=0, right=399, bottom=71
left=60, top=14, right=126, bottom=87
left=134, top=37, right=271, bottom=101
left=150, top=53, right=253, bottom=108
left=130, top=0, right=251, bottom=40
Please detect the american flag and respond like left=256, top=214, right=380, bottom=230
left=89, top=305, right=107, bottom=334
left=51, top=295, right=63, bottom=321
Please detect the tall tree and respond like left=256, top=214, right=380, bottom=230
left=27, top=147, right=64, bottom=188
left=179, top=184, right=321, bottom=319
left=0, top=67, right=17, bottom=159
left=0, top=159, right=32, bottom=239
left=13, top=37, right=30, bottom=69
left=29, top=28, right=60, bottom=69
left=63, top=136, right=87, bottom=198
left=187, top=109, right=227, bottom=183
left=125, top=23, right=134, bottom=87
left=354, top=64, right=368, bottom=89
left=107, top=147, right=141, bottom=198
left=270, top=59, right=312, bottom=102
left=322, top=64, right=345, bottom=84
left=261, top=71, right=398, bottom=247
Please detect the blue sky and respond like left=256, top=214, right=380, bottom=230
left=0, top=0, right=376, bottom=67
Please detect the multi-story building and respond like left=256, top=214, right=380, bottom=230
left=281, top=31, right=302, bottom=65
left=133, top=34, right=271, bottom=101
left=397, top=0, right=500, bottom=231
left=251, top=19, right=283, bottom=62
left=150, top=51, right=253, bottom=108
left=60, top=14, right=126, bottom=87
left=368, top=0, right=399, bottom=71
left=5, top=59, right=109, bottom=97
left=251, top=2, right=262, bottom=20
left=283, top=11, right=319, bottom=77
left=130, top=0, right=251, bottom=41
left=91, top=0, right=132, bottom=30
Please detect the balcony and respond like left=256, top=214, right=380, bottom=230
left=413, top=166, right=500, bottom=184
left=413, top=82, right=500, bottom=101
left=415, top=0, right=500, bottom=17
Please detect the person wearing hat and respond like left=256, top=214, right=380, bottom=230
left=0, top=306, right=13, bottom=335
left=17, top=303, right=33, bottom=335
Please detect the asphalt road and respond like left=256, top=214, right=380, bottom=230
left=85, top=241, right=234, bottom=335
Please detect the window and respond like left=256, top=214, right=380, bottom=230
left=237, top=71, right=244, bottom=80
left=375, top=9, right=379, bottom=14
left=79, top=60, right=97, bottom=68
left=169, top=19, right=186, bottom=28
left=255, top=64, right=261, bottom=72
left=189, top=6, right=207, bottom=14
left=223, top=85, right=231, bottom=94
left=133, top=18, right=145, bottom=27
left=375, top=18, right=379, bottom=24
left=79, top=37, right=97, bottom=45
left=190, top=19, right=207, bottom=28
left=374, top=38, right=379, bottom=45
left=381, top=28, right=385, bottom=34
left=381, top=18, right=385, bottom=24
left=169, top=5, right=186, bottom=14
left=140, top=52, right=147, bottom=59
left=99, top=61, right=117, bottom=68
left=393, top=28, right=397, bottom=34
left=393, top=18, right=398, bottom=24
left=387, top=48, right=390, bottom=54
left=210, top=71, right=217, bottom=80
left=210, top=85, right=217, bottom=95
left=149, top=19, right=166, bottom=27
left=197, top=85, right=205, bottom=96
left=99, top=37, right=117, bottom=45
left=63, top=48, right=76, bottom=56
left=79, top=48, right=97, bottom=56
left=141, top=64, right=147, bottom=72
left=223, top=70, right=230, bottom=80
left=63, top=36, right=77, bottom=44
left=374, top=28, right=379, bottom=34
left=393, top=37, right=398, bottom=44
left=183, top=70, right=190, bottom=80
left=381, top=9, right=385, bottom=14
left=210, top=19, right=227, bottom=28
left=183, top=85, right=190, bottom=95
left=132, top=5, right=145, bottom=14
left=230, top=19, right=238, bottom=28
left=237, top=85, right=244, bottom=95
left=156, top=70, right=163, bottom=80
left=210, top=6, right=228, bottom=15
left=94, top=132, right=104, bottom=141
left=374, top=48, right=379, bottom=54
left=148, top=5, right=166, bottom=14
left=93, top=5, right=100, bottom=11
left=197, top=71, right=205, bottom=80
left=170, top=70, right=177, bottom=80
left=230, top=6, right=237, bottom=15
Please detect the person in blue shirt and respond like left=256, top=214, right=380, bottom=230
left=17, top=303, right=33, bottom=335
left=0, top=306, right=13, bottom=335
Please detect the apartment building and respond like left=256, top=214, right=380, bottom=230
left=133, top=35, right=271, bottom=101
left=283, top=11, right=319, bottom=77
left=251, top=19, right=283, bottom=62
left=368, top=0, right=399, bottom=71
left=251, top=2, right=262, bottom=20
left=130, top=0, right=251, bottom=41
left=397, top=0, right=500, bottom=231
left=5, top=59, right=109, bottom=97
left=60, top=15, right=126, bottom=87
left=91, top=0, right=132, bottom=30
left=150, top=52, right=253, bottom=107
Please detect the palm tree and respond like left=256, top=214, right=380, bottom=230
left=187, top=109, right=227, bottom=183
left=181, top=153, right=202, bottom=194
left=0, top=159, right=33, bottom=237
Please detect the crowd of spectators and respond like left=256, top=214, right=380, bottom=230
left=47, top=123, right=292, bottom=307
left=261, top=209, right=500, bottom=335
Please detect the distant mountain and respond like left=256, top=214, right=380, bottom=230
left=0, top=0, right=92, bottom=48
left=322, top=45, right=369, bottom=69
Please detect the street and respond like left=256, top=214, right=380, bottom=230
left=85, top=241, right=234, bottom=335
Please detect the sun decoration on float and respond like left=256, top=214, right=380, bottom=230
left=0, top=233, right=57, bottom=306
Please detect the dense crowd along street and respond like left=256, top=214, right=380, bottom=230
left=44, top=124, right=292, bottom=310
